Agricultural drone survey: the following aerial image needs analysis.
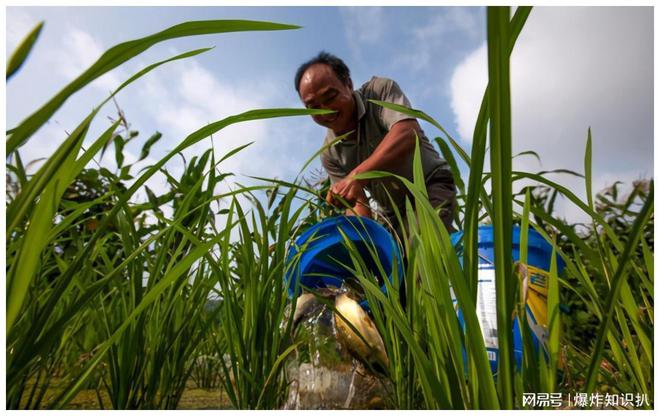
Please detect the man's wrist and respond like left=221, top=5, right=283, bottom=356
left=349, top=166, right=369, bottom=185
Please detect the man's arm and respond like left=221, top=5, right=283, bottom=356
left=354, top=118, right=420, bottom=175
left=327, top=119, right=421, bottom=206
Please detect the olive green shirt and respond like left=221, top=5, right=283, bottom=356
left=320, top=76, right=456, bottom=226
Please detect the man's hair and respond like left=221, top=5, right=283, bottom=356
left=294, top=51, right=351, bottom=93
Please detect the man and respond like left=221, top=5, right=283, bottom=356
left=295, top=51, right=456, bottom=236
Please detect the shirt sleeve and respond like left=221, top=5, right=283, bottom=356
left=374, top=78, right=415, bottom=130
left=320, top=151, right=346, bottom=184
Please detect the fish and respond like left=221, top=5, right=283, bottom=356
left=333, top=293, right=389, bottom=372
left=293, top=293, right=317, bottom=326
left=292, top=288, right=341, bottom=326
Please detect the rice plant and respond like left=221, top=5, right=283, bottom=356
left=6, top=7, right=652, bottom=410
left=337, top=6, right=652, bottom=409
left=5, top=18, right=327, bottom=409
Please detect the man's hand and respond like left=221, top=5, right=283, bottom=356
left=325, top=175, right=372, bottom=217
left=325, top=174, right=366, bottom=208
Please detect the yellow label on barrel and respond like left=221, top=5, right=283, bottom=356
left=527, top=265, right=549, bottom=297
left=521, top=264, right=550, bottom=348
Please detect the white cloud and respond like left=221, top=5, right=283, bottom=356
left=448, top=7, right=653, bottom=223
left=449, top=43, right=487, bottom=142
left=53, top=27, right=122, bottom=91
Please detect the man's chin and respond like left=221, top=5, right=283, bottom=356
left=331, top=124, right=352, bottom=137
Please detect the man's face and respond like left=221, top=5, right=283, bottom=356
left=298, top=63, right=356, bottom=135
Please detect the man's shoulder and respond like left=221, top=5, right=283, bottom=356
left=358, top=76, right=398, bottom=98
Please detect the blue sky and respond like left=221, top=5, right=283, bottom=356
left=6, top=6, right=654, bottom=224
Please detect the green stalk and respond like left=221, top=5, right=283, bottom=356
left=546, top=243, right=559, bottom=392
left=462, top=5, right=530, bottom=303
left=487, top=6, right=514, bottom=408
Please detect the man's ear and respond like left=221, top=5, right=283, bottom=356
left=347, top=79, right=353, bottom=90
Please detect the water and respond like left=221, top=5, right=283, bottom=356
left=283, top=288, right=390, bottom=409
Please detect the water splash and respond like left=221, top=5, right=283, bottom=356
left=283, top=286, right=390, bottom=409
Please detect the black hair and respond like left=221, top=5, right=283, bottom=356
left=294, top=51, right=352, bottom=93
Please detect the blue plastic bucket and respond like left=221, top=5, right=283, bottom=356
left=284, top=216, right=403, bottom=309
left=451, top=225, right=565, bottom=374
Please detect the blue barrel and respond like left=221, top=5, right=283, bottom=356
left=451, top=225, right=565, bottom=374
left=284, top=216, right=403, bottom=309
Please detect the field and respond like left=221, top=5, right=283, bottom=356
left=5, top=7, right=653, bottom=410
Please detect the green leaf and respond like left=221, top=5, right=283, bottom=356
left=114, top=135, right=125, bottom=169
left=513, top=150, right=540, bottom=164
left=546, top=242, right=559, bottom=391
left=139, top=131, right=163, bottom=161
left=354, top=168, right=500, bottom=408
left=435, top=136, right=465, bottom=196
left=6, top=21, right=44, bottom=80
left=294, top=129, right=347, bottom=182
left=218, top=141, right=254, bottom=164
left=585, top=128, right=593, bottom=209
left=535, top=168, right=584, bottom=177
left=145, top=186, right=159, bottom=208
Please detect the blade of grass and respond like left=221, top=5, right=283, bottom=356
left=7, top=19, right=300, bottom=152
left=546, top=243, right=559, bottom=392
left=6, top=21, right=44, bottom=80
left=434, top=137, right=465, bottom=196
left=487, top=6, right=514, bottom=407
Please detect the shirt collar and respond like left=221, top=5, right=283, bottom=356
left=354, top=90, right=366, bottom=121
